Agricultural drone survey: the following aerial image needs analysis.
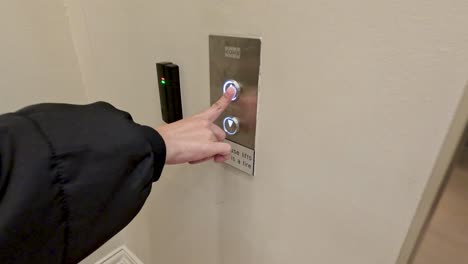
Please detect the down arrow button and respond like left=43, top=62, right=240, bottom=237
left=223, top=117, right=239, bottom=136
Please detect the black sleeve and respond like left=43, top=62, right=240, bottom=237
left=0, top=102, right=166, bottom=264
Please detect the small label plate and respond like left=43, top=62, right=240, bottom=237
left=225, top=140, right=255, bottom=176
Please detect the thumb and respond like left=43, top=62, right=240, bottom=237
left=189, top=143, right=231, bottom=164
left=203, top=142, right=231, bottom=159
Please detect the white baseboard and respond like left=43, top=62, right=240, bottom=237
left=95, top=246, right=144, bottom=264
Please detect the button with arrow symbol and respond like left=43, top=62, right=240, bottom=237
left=223, top=116, right=239, bottom=136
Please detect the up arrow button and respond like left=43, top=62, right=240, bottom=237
left=223, top=80, right=241, bottom=101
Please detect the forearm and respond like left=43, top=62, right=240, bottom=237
left=0, top=102, right=166, bottom=264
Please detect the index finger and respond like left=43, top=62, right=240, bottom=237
left=200, top=86, right=236, bottom=122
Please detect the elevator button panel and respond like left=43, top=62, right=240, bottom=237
left=209, top=35, right=261, bottom=176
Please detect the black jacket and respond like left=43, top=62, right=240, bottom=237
left=0, top=102, right=166, bottom=263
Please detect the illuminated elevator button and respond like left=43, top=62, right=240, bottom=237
left=223, top=80, right=241, bottom=101
left=223, top=116, right=239, bottom=136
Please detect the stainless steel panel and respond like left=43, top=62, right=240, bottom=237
left=209, top=35, right=261, bottom=150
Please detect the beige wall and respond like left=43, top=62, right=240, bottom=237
left=0, top=0, right=86, bottom=113
left=67, top=0, right=468, bottom=263
left=0, top=1, right=124, bottom=263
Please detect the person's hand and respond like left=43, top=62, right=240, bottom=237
left=156, top=87, right=235, bottom=165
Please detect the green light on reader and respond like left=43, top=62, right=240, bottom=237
left=161, top=78, right=166, bottom=85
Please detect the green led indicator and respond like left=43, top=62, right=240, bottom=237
left=161, top=78, right=166, bottom=85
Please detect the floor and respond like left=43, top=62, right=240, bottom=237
left=412, top=151, right=468, bottom=263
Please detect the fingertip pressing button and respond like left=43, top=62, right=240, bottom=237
left=223, top=80, right=241, bottom=101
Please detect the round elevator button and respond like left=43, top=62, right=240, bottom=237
left=223, top=116, right=239, bottom=136
left=223, top=80, right=241, bottom=101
